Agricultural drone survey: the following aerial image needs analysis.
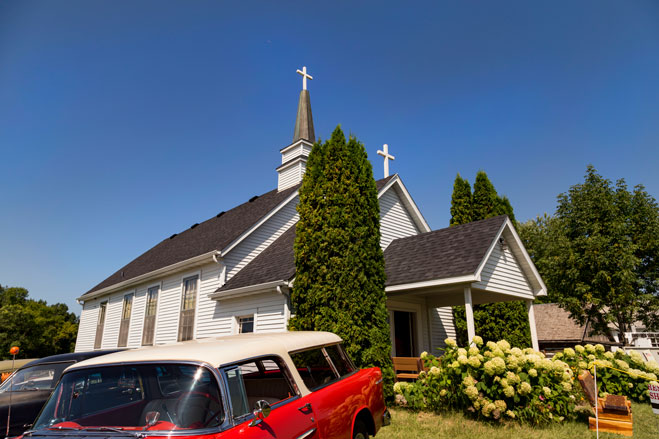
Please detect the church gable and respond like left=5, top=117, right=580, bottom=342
left=471, top=238, right=534, bottom=298
left=379, top=184, right=422, bottom=249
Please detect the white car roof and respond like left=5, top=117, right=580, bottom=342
left=68, top=331, right=342, bottom=370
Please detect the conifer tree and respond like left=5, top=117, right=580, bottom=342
left=289, top=126, right=394, bottom=398
left=450, top=170, right=530, bottom=347
left=450, top=174, right=472, bottom=226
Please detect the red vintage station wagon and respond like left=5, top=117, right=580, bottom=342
left=21, top=332, right=389, bottom=439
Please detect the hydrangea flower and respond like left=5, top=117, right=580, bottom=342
left=458, top=348, right=468, bottom=357
left=486, top=341, right=498, bottom=351
left=420, top=351, right=428, bottom=358
left=510, top=347, right=523, bottom=357
left=494, top=400, right=507, bottom=412
left=472, top=335, right=484, bottom=346
left=604, top=351, right=614, bottom=359
left=468, top=346, right=479, bottom=356
left=430, top=366, right=441, bottom=376
left=497, top=340, right=511, bottom=352
left=615, top=359, right=630, bottom=370
left=578, top=361, right=588, bottom=369
left=484, top=357, right=506, bottom=376
left=465, top=385, right=479, bottom=400
left=528, top=368, right=538, bottom=378
left=503, top=386, right=515, bottom=398
left=563, top=347, right=575, bottom=357
left=440, top=389, right=448, bottom=397
left=561, top=381, right=572, bottom=392
left=575, top=345, right=585, bottom=354
left=585, top=344, right=595, bottom=354
left=482, top=402, right=496, bottom=417
left=458, top=355, right=469, bottom=365
left=463, top=375, right=477, bottom=387
left=518, top=381, right=532, bottom=395
left=450, top=361, right=460, bottom=369
left=543, top=386, right=551, bottom=397
left=506, top=371, right=520, bottom=384
left=445, top=338, right=457, bottom=348
left=595, top=344, right=605, bottom=353
left=468, top=355, right=481, bottom=368
left=505, top=410, right=516, bottom=419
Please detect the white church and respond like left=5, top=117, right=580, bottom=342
left=75, top=67, right=547, bottom=356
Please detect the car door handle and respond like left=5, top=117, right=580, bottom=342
left=297, top=427, right=317, bottom=439
left=298, top=402, right=312, bottom=412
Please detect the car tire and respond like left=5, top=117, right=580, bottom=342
left=352, top=420, right=369, bottom=439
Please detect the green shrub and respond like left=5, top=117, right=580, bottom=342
left=557, top=344, right=659, bottom=402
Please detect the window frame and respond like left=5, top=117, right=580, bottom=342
left=142, top=284, right=160, bottom=346
left=178, top=274, right=199, bottom=342
left=288, top=343, right=358, bottom=392
left=219, top=354, right=301, bottom=424
left=238, top=315, right=254, bottom=334
left=94, top=301, right=108, bottom=350
left=117, top=292, right=134, bottom=348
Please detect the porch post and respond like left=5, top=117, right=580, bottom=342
left=526, top=300, right=540, bottom=351
left=463, top=285, right=476, bottom=345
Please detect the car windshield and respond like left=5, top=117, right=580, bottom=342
left=0, top=363, right=70, bottom=393
left=33, top=364, right=224, bottom=432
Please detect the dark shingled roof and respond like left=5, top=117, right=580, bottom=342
left=86, top=176, right=396, bottom=297
left=216, top=176, right=395, bottom=293
left=383, top=215, right=507, bottom=286
left=534, top=303, right=612, bottom=344
left=83, top=185, right=300, bottom=296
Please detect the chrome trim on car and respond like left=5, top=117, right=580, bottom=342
left=296, top=427, right=317, bottom=439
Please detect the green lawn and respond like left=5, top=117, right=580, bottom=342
left=377, top=404, right=659, bottom=439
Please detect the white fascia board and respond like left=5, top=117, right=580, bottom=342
left=220, top=190, right=299, bottom=257
left=77, top=250, right=219, bottom=302
left=378, top=175, right=431, bottom=233
left=208, top=280, right=287, bottom=301
left=279, top=139, right=314, bottom=154
left=385, top=274, right=479, bottom=293
left=473, top=219, right=509, bottom=280
left=276, top=156, right=307, bottom=172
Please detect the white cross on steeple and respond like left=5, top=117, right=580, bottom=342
left=296, top=66, right=313, bottom=90
left=377, top=144, right=395, bottom=177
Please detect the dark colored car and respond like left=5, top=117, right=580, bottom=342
left=0, top=350, right=121, bottom=437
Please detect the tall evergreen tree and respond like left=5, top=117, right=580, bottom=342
left=450, top=171, right=530, bottom=346
left=289, top=126, right=394, bottom=398
left=450, top=174, right=472, bottom=226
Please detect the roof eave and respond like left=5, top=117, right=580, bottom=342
left=209, top=280, right=290, bottom=301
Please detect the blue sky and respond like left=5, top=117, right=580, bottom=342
left=1, top=1, right=658, bottom=313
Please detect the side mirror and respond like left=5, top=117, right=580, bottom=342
left=248, top=400, right=271, bottom=427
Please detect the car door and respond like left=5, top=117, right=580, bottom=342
left=221, top=356, right=318, bottom=439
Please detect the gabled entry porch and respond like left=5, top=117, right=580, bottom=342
left=383, top=216, right=547, bottom=355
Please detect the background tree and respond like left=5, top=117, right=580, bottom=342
left=451, top=171, right=530, bottom=347
left=519, top=166, right=659, bottom=336
left=449, top=174, right=472, bottom=226
left=289, top=126, right=394, bottom=398
left=0, top=285, right=79, bottom=359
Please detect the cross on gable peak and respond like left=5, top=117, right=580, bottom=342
left=377, top=144, right=396, bottom=178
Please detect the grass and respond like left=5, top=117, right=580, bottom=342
left=377, top=404, right=659, bottom=439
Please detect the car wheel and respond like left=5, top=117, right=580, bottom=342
left=352, top=420, right=369, bottom=439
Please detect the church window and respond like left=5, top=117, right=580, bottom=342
left=238, top=315, right=254, bottom=333
left=94, top=301, right=107, bottom=349
left=142, top=286, right=158, bottom=346
left=178, top=276, right=198, bottom=341
left=117, top=293, right=133, bottom=347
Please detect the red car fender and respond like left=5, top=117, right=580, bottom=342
left=350, top=404, right=373, bottom=436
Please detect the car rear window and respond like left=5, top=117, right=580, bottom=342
left=290, top=348, right=337, bottom=391
left=0, top=362, right=71, bottom=392
left=324, top=344, right=355, bottom=377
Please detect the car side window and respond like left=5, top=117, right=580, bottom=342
left=289, top=348, right=337, bottom=391
left=325, top=344, right=355, bottom=377
left=223, top=356, right=297, bottom=419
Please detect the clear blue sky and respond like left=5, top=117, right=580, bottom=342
left=1, top=1, right=658, bottom=313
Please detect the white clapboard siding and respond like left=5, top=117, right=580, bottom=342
left=278, top=162, right=303, bottom=191
left=379, top=188, right=420, bottom=250
left=224, top=197, right=299, bottom=280
left=199, top=292, right=287, bottom=337
left=126, top=286, right=147, bottom=348
left=75, top=300, right=100, bottom=352
left=473, top=244, right=533, bottom=298
left=101, top=293, right=124, bottom=349
left=155, top=274, right=185, bottom=345
left=195, top=263, right=224, bottom=339
left=281, top=143, right=311, bottom=163
left=430, top=307, right=456, bottom=352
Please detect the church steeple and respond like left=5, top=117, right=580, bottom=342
left=277, top=66, right=316, bottom=191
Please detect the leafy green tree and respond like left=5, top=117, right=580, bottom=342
left=520, top=166, right=659, bottom=335
left=450, top=174, right=473, bottom=226
left=289, top=126, right=394, bottom=398
left=0, top=285, right=79, bottom=359
left=451, top=171, right=530, bottom=346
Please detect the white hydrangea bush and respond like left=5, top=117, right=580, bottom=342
left=394, top=336, right=576, bottom=424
